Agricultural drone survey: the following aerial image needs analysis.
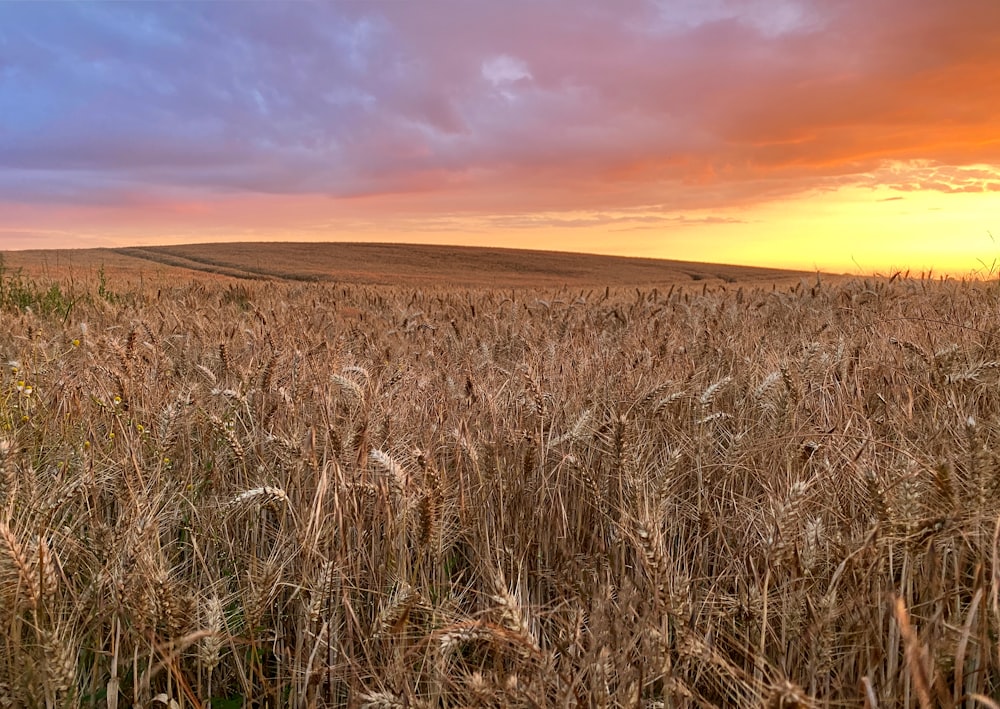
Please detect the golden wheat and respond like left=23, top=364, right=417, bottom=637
left=1, top=265, right=999, bottom=705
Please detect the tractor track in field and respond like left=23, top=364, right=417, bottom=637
left=112, top=247, right=327, bottom=282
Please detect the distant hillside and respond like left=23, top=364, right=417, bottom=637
left=3, top=241, right=818, bottom=288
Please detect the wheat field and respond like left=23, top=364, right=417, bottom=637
left=1, top=254, right=999, bottom=708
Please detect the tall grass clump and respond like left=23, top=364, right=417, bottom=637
left=0, top=255, right=76, bottom=319
left=3, top=267, right=1000, bottom=706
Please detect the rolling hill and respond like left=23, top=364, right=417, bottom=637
left=2, top=241, right=819, bottom=289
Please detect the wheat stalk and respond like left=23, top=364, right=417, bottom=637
left=0, top=521, right=39, bottom=609
left=492, top=577, right=540, bottom=654
left=200, top=595, right=225, bottom=673
left=209, top=413, right=245, bottom=463
left=359, top=690, right=404, bottom=709
left=370, top=449, right=408, bottom=497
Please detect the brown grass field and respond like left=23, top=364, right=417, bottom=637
left=1, top=242, right=816, bottom=289
left=0, top=243, right=997, bottom=708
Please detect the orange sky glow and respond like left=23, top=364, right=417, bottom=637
left=2, top=1, right=998, bottom=276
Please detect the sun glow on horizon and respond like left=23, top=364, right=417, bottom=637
left=3, top=2, right=999, bottom=278
left=2, top=179, right=997, bottom=279
left=692, top=185, right=1000, bottom=277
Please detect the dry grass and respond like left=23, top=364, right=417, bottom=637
left=3, top=242, right=816, bottom=289
left=0, top=250, right=998, bottom=707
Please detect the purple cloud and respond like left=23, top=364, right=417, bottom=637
left=1, top=0, right=998, bottom=218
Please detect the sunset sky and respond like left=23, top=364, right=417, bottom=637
left=2, top=1, right=999, bottom=275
